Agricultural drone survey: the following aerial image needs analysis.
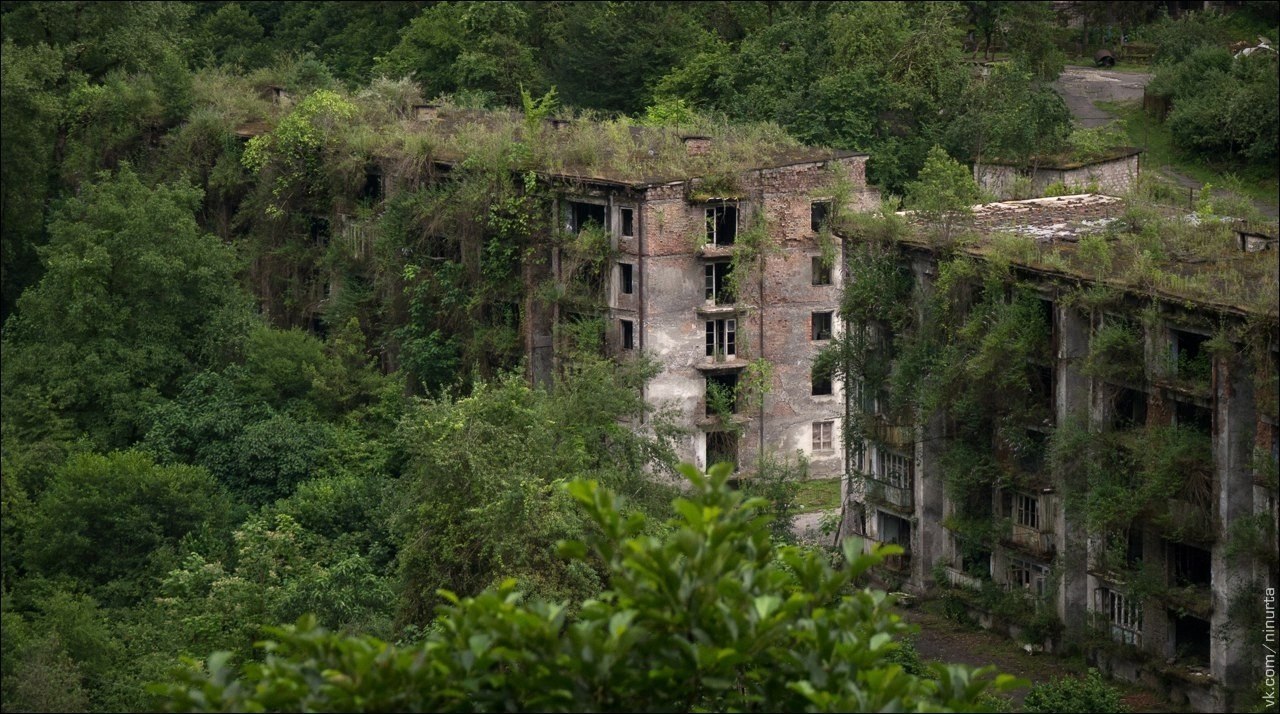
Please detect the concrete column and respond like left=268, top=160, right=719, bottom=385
left=913, top=256, right=945, bottom=590
left=1211, top=351, right=1255, bottom=696
left=1056, top=305, right=1092, bottom=644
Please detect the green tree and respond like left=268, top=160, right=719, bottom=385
left=905, top=145, right=983, bottom=242
left=376, top=1, right=542, bottom=106
left=1, top=166, right=254, bottom=448
left=152, top=464, right=1016, bottom=712
left=22, top=451, right=232, bottom=605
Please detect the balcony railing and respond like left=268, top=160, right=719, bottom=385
left=1009, top=524, right=1055, bottom=557
left=866, top=478, right=914, bottom=511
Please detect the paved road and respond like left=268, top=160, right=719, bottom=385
left=1053, top=65, right=1152, bottom=127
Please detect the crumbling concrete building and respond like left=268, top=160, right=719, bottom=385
left=837, top=194, right=1279, bottom=711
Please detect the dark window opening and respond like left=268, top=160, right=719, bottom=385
left=360, top=170, right=384, bottom=202
left=1037, top=299, right=1055, bottom=341
left=705, top=262, right=734, bottom=304
left=707, top=430, right=739, bottom=471
left=620, top=263, right=634, bottom=294
left=310, top=216, right=330, bottom=245
left=1112, top=386, right=1148, bottom=430
left=621, top=319, right=634, bottom=350
left=1175, top=400, right=1212, bottom=434
left=1126, top=526, right=1144, bottom=567
left=812, top=311, right=833, bottom=341
left=706, top=205, right=738, bottom=246
left=706, top=372, right=739, bottom=416
left=812, top=365, right=833, bottom=396
left=1030, top=364, right=1054, bottom=421
left=811, top=200, right=831, bottom=232
left=878, top=511, right=912, bottom=548
left=1172, top=329, right=1210, bottom=382
left=620, top=207, right=634, bottom=237
left=706, top=318, right=737, bottom=359
left=567, top=201, right=607, bottom=234
left=959, top=541, right=992, bottom=580
left=1169, top=541, right=1212, bottom=588
left=1171, top=613, right=1211, bottom=668
left=812, top=256, right=832, bottom=286
left=1018, top=429, right=1048, bottom=474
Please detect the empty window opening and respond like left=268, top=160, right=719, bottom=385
left=1169, top=541, right=1212, bottom=588
left=705, top=318, right=736, bottom=359
left=619, top=207, right=634, bottom=237
left=1097, top=587, right=1142, bottom=647
left=706, top=372, right=739, bottom=416
left=878, top=511, right=911, bottom=548
left=310, top=216, right=331, bottom=245
left=1112, top=386, right=1148, bottom=430
left=1030, top=364, right=1054, bottom=418
left=1171, top=613, right=1211, bottom=668
left=619, top=263, right=634, bottom=295
left=811, top=311, right=833, bottom=341
left=811, top=256, right=832, bottom=286
left=705, top=262, right=734, bottom=304
left=1172, top=329, right=1210, bottom=381
left=954, top=534, right=992, bottom=579
left=811, top=365, right=833, bottom=396
left=705, top=205, right=738, bottom=246
left=566, top=200, right=607, bottom=234
left=1125, top=526, right=1144, bottom=567
left=813, top=420, right=835, bottom=451
left=1174, top=400, right=1212, bottom=434
left=1037, top=298, right=1055, bottom=343
left=360, top=169, right=384, bottom=202
left=707, top=430, right=738, bottom=470
left=811, top=200, right=831, bottom=233
left=621, top=319, right=634, bottom=350
left=1018, top=428, right=1049, bottom=473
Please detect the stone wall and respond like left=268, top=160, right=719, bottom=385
left=975, top=153, right=1140, bottom=200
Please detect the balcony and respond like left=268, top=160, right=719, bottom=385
left=866, top=478, right=914, bottom=511
left=868, top=417, right=914, bottom=449
left=1008, top=524, right=1056, bottom=558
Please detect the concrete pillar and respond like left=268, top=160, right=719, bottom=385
left=1211, top=351, right=1255, bottom=698
left=913, top=256, right=945, bottom=590
left=1056, top=305, right=1092, bottom=644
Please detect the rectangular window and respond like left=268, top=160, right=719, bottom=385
left=811, top=311, right=833, bottom=341
left=811, top=365, right=833, bottom=396
left=1008, top=558, right=1048, bottom=596
left=811, top=256, right=832, bottom=286
left=706, top=318, right=736, bottom=359
left=876, top=450, right=913, bottom=490
left=813, top=421, right=835, bottom=451
left=621, top=319, right=634, bottom=350
left=706, top=205, right=738, bottom=246
left=706, top=372, right=739, bottom=416
left=620, top=263, right=634, bottom=294
left=811, top=200, right=831, bottom=233
left=1096, top=588, right=1143, bottom=647
left=707, top=431, right=738, bottom=470
left=1013, top=493, right=1040, bottom=530
left=704, top=262, right=733, bottom=304
left=620, top=207, right=634, bottom=237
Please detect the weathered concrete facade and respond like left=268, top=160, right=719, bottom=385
left=837, top=199, right=1279, bottom=711
left=609, top=155, right=880, bottom=475
left=975, top=150, right=1141, bottom=199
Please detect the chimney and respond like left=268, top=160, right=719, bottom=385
left=682, top=135, right=712, bottom=156
left=413, top=104, right=441, bottom=122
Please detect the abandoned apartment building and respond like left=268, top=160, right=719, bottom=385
left=837, top=194, right=1279, bottom=711
left=357, top=105, right=881, bottom=475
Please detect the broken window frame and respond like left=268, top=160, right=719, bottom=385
left=811, top=200, right=832, bottom=233
left=1095, top=587, right=1143, bottom=647
left=876, top=449, right=913, bottom=490
left=705, top=262, right=734, bottom=304
left=1007, top=557, right=1048, bottom=597
left=619, top=207, right=635, bottom=237
left=705, top=204, right=738, bottom=246
left=705, top=318, right=737, bottom=359
left=811, top=365, right=833, bottom=396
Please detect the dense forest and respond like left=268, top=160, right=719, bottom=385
left=1, top=2, right=1277, bottom=711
